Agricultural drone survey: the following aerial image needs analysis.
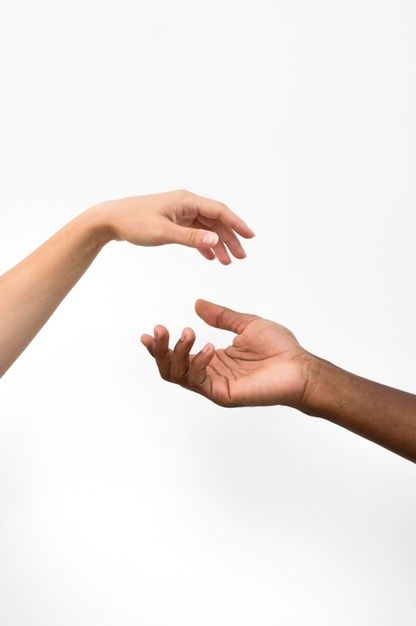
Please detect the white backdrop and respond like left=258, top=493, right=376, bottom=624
left=1, top=1, right=415, bottom=624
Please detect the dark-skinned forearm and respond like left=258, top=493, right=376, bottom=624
left=301, top=358, right=416, bottom=462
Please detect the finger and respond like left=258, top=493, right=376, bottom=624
left=140, top=333, right=155, bottom=357
left=166, top=223, right=219, bottom=250
left=170, top=327, right=196, bottom=382
left=185, top=193, right=255, bottom=239
left=191, top=218, right=244, bottom=262
left=213, top=223, right=247, bottom=259
left=197, top=247, right=216, bottom=261
left=197, top=216, right=247, bottom=259
left=188, top=343, right=215, bottom=392
left=153, top=325, right=171, bottom=380
left=212, top=240, right=232, bottom=265
left=195, top=299, right=258, bottom=334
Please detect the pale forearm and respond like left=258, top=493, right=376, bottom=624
left=0, top=210, right=110, bottom=376
left=301, top=357, right=416, bottom=462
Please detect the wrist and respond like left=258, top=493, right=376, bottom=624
left=79, top=203, right=116, bottom=247
left=296, top=354, right=349, bottom=418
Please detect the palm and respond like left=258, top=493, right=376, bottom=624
left=142, top=300, right=310, bottom=410
left=202, top=319, right=307, bottom=407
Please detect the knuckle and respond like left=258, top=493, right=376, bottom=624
left=185, top=228, right=197, bottom=245
left=175, top=189, right=190, bottom=199
left=214, top=201, right=230, bottom=216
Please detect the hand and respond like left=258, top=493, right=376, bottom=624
left=87, top=190, right=254, bottom=264
left=141, top=299, right=316, bottom=408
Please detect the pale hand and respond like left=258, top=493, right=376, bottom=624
left=87, top=190, right=254, bottom=264
left=141, top=299, right=314, bottom=408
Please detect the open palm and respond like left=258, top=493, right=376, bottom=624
left=141, top=299, right=311, bottom=408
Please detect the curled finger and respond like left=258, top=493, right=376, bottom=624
left=197, top=247, right=216, bottom=261
left=212, top=240, right=232, bottom=265
left=141, top=333, right=155, bottom=357
left=213, top=223, right=247, bottom=259
left=189, top=343, right=215, bottom=392
left=171, top=327, right=196, bottom=383
left=153, top=325, right=171, bottom=380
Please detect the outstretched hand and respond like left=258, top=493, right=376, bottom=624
left=88, top=190, right=254, bottom=264
left=141, top=300, right=315, bottom=408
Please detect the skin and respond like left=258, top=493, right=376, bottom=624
left=141, top=300, right=416, bottom=463
left=0, top=190, right=254, bottom=377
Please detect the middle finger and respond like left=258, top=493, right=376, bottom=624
left=171, top=327, right=196, bottom=383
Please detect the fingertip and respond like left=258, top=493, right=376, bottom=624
left=239, top=224, right=255, bottom=239
left=194, top=298, right=206, bottom=311
left=201, top=232, right=219, bottom=248
left=202, top=342, right=214, bottom=354
left=181, top=326, right=195, bottom=342
left=233, top=249, right=247, bottom=260
left=195, top=298, right=209, bottom=317
left=218, top=254, right=232, bottom=266
left=195, top=298, right=218, bottom=319
left=140, top=334, right=155, bottom=356
left=153, top=324, right=167, bottom=337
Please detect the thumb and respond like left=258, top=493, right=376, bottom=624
left=167, top=224, right=219, bottom=249
left=195, top=299, right=258, bottom=334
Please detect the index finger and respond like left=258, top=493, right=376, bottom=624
left=186, top=192, right=255, bottom=239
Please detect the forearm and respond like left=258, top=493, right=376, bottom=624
left=301, top=357, right=416, bottom=462
left=0, top=210, right=111, bottom=376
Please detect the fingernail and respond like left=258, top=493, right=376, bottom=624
left=202, top=343, right=211, bottom=354
left=181, top=329, right=187, bottom=341
left=202, top=232, right=218, bottom=246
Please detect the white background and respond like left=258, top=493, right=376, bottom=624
left=1, top=1, right=415, bottom=624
